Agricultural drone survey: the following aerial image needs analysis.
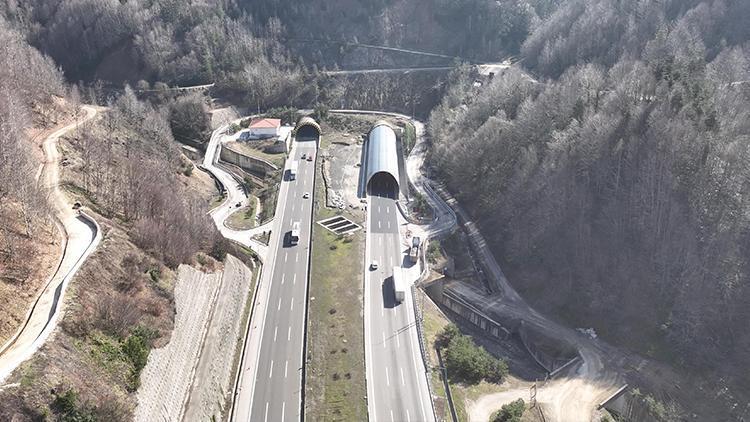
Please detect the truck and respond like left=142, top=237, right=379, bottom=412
left=409, top=236, right=421, bottom=263
left=392, top=266, right=406, bottom=304
left=289, top=221, right=300, bottom=245
left=288, top=160, right=298, bottom=181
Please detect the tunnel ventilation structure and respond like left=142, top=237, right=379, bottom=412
left=365, top=121, right=401, bottom=197
left=294, top=116, right=321, bottom=141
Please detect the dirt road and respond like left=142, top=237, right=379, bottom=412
left=0, top=106, right=101, bottom=384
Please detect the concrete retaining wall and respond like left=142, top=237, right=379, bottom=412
left=219, top=144, right=278, bottom=177
left=437, top=289, right=511, bottom=340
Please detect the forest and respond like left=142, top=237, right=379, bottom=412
left=429, top=0, right=750, bottom=414
left=1, top=0, right=749, bottom=419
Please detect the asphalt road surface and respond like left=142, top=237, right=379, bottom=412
left=234, top=138, right=317, bottom=422
left=365, top=178, right=435, bottom=422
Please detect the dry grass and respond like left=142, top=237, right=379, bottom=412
left=305, top=154, right=367, bottom=422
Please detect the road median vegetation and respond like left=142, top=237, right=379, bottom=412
left=305, top=158, right=366, bottom=421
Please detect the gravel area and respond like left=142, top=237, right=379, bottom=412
left=322, top=141, right=363, bottom=210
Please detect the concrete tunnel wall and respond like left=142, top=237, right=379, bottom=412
left=365, top=122, right=401, bottom=195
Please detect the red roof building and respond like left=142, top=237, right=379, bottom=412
left=249, top=118, right=281, bottom=129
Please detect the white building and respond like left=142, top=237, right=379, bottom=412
left=239, top=118, right=281, bottom=140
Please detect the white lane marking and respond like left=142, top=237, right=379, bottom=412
left=385, top=366, right=390, bottom=386
left=387, top=221, right=391, bottom=229
left=264, top=402, right=269, bottom=422
left=290, top=300, right=294, bottom=311
left=379, top=237, right=382, bottom=246
left=382, top=331, right=386, bottom=348
left=378, top=221, right=381, bottom=229
left=285, top=360, right=289, bottom=378
left=304, top=178, right=307, bottom=186
left=296, top=252, right=299, bottom=262
left=407, top=409, right=411, bottom=422
left=269, top=360, right=273, bottom=378
left=292, top=203, right=295, bottom=212
left=274, top=326, right=278, bottom=342
left=293, top=274, right=297, bottom=285
left=387, top=206, right=390, bottom=214
left=396, top=331, right=400, bottom=348
left=378, top=206, right=381, bottom=213
left=400, top=367, right=406, bottom=385
left=288, top=326, right=291, bottom=341
left=282, top=402, right=286, bottom=421
left=390, top=410, right=395, bottom=422
left=281, top=274, right=285, bottom=285
left=278, top=297, right=282, bottom=311
left=284, top=252, right=288, bottom=263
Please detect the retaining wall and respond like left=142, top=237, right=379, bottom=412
left=219, top=144, right=278, bottom=177
left=431, top=287, right=511, bottom=341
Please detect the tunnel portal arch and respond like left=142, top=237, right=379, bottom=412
left=294, top=116, right=321, bottom=141
left=365, top=122, right=400, bottom=197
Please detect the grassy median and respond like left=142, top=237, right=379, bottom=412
left=305, top=161, right=366, bottom=421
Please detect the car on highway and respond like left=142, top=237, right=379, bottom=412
left=306, top=155, right=313, bottom=161
left=302, top=192, right=310, bottom=199
left=287, top=221, right=301, bottom=246
left=370, top=260, right=378, bottom=270
left=301, top=153, right=307, bottom=160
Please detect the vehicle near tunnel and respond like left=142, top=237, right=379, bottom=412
left=288, top=160, right=298, bottom=181
left=392, top=266, right=406, bottom=304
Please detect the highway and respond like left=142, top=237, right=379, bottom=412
left=365, top=179, right=435, bottom=422
left=232, top=137, right=318, bottom=422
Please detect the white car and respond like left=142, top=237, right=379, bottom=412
left=370, top=260, right=378, bottom=270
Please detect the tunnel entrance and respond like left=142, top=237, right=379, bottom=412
left=367, top=171, right=399, bottom=199
left=294, top=116, right=321, bottom=142
left=296, top=124, right=320, bottom=141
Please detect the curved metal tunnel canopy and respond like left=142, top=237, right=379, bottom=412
left=365, top=122, right=400, bottom=197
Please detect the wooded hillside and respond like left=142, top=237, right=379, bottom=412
left=430, top=0, right=750, bottom=416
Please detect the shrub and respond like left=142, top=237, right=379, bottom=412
left=438, top=324, right=508, bottom=384
left=122, top=326, right=158, bottom=390
left=210, top=235, right=231, bottom=261
left=492, top=399, right=525, bottom=422
left=52, top=388, right=96, bottom=422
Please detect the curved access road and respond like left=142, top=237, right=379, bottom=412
left=203, top=123, right=270, bottom=258
left=0, top=106, right=102, bottom=383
